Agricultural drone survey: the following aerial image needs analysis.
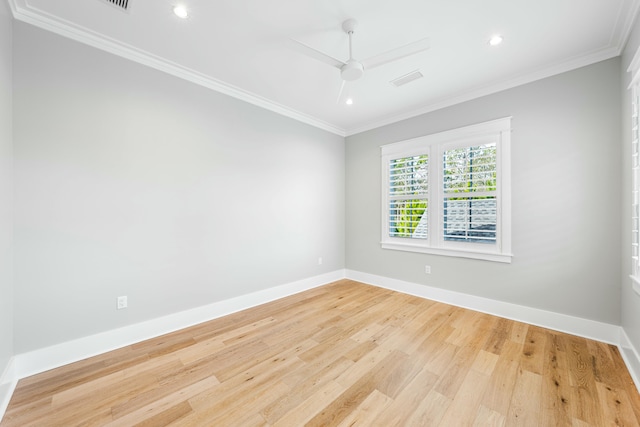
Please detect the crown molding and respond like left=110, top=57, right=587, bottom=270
left=345, top=0, right=640, bottom=136
left=7, top=0, right=347, bottom=137
left=345, top=45, right=622, bottom=136
left=614, top=0, right=640, bottom=55
left=7, top=0, right=640, bottom=139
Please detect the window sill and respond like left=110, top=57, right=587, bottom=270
left=381, top=242, right=513, bottom=263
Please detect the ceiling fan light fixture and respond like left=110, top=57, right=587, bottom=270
left=341, top=60, right=364, bottom=81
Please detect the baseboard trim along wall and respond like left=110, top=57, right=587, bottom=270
left=0, top=358, right=17, bottom=422
left=345, top=269, right=640, bottom=392
left=621, top=330, right=640, bottom=392
left=2, top=269, right=640, bottom=423
left=345, top=270, right=620, bottom=344
left=13, top=269, right=345, bottom=382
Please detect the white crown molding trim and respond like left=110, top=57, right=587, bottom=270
left=13, top=269, right=345, bottom=380
left=620, top=329, right=640, bottom=392
left=7, top=1, right=346, bottom=137
left=346, top=46, right=622, bottom=136
left=9, top=0, right=639, bottom=139
left=614, top=0, right=640, bottom=55
left=345, top=269, right=621, bottom=345
left=0, top=358, right=17, bottom=423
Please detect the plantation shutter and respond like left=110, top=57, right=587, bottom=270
left=388, top=155, right=429, bottom=239
left=442, top=143, right=497, bottom=244
left=632, top=83, right=640, bottom=277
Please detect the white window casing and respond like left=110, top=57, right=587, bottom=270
left=381, top=117, right=512, bottom=263
left=628, top=48, right=640, bottom=291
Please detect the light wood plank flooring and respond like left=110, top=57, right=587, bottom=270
left=2, top=280, right=640, bottom=426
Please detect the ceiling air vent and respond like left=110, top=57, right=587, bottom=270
left=99, top=0, right=131, bottom=12
left=390, top=70, right=424, bottom=88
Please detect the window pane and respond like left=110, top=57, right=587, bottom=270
left=389, top=199, right=428, bottom=239
left=442, top=143, right=497, bottom=244
left=443, top=143, right=496, bottom=194
left=388, top=154, right=428, bottom=239
left=390, top=155, right=428, bottom=196
left=443, top=196, right=497, bottom=244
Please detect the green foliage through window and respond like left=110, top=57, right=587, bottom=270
left=388, top=155, right=428, bottom=239
left=443, top=143, right=497, bottom=243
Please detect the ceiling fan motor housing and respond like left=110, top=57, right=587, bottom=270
left=341, top=60, right=364, bottom=81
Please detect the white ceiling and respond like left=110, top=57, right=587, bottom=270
left=8, top=0, right=640, bottom=136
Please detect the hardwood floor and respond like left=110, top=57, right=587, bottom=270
left=2, top=279, right=640, bottom=426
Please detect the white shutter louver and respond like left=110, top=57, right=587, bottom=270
left=442, top=143, right=497, bottom=244
left=380, top=117, right=511, bottom=262
left=632, top=84, right=640, bottom=276
left=388, top=155, right=429, bottom=239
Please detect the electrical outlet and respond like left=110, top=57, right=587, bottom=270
left=117, top=296, right=128, bottom=310
left=318, top=257, right=323, bottom=265
left=425, top=265, right=431, bottom=274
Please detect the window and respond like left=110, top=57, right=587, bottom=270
left=629, top=49, right=640, bottom=285
left=632, top=84, right=640, bottom=280
left=381, top=117, right=512, bottom=263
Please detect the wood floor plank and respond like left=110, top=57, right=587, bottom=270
left=271, top=380, right=345, bottom=427
left=506, top=368, right=543, bottom=425
left=106, top=377, right=217, bottom=426
left=372, top=366, right=439, bottom=426
left=130, top=400, right=193, bottom=427
left=481, top=357, right=520, bottom=415
left=566, top=335, right=606, bottom=424
left=520, top=325, right=548, bottom=375
left=595, top=382, right=639, bottom=427
left=541, top=330, right=573, bottom=426
left=404, top=389, right=452, bottom=426
left=438, top=368, right=493, bottom=425
left=473, top=404, right=506, bottom=427
left=262, top=356, right=354, bottom=424
left=335, top=389, right=392, bottom=427
left=306, top=349, right=410, bottom=427
left=1, top=279, right=639, bottom=427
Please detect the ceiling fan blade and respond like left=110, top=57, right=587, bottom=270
left=361, top=38, right=430, bottom=70
left=336, top=80, right=346, bottom=104
left=287, top=38, right=345, bottom=69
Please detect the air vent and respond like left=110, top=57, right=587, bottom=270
left=390, top=70, right=424, bottom=88
left=99, top=0, right=131, bottom=12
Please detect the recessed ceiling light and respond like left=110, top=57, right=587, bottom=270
left=345, top=97, right=354, bottom=105
left=173, top=4, right=188, bottom=19
left=488, top=35, right=503, bottom=46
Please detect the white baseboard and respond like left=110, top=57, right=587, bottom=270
left=14, top=269, right=346, bottom=380
left=345, top=270, right=640, bottom=393
left=3, top=268, right=639, bottom=424
left=0, top=357, right=17, bottom=421
left=620, top=330, right=640, bottom=392
left=345, top=269, right=621, bottom=345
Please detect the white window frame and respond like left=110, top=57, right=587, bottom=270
left=628, top=47, right=640, bottom=293
left=381, top=117, right=512, bottom=263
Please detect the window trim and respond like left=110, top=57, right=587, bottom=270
left=381, top=117, right=512, bottom=263
left=628, top=47, right=640, bottom=285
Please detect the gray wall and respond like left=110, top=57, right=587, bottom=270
left=13, top=23, right=345, bottom=353
left=621, top=18, right=640, bottom=355
left=346, top=58, right=622, bottom=324
left=0, top=0, right=14, bottom=374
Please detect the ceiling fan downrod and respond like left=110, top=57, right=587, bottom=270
left=340, top=19, right=364, bottom=81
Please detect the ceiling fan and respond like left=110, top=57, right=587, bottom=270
left=290, top=19, right=430, bottom=103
